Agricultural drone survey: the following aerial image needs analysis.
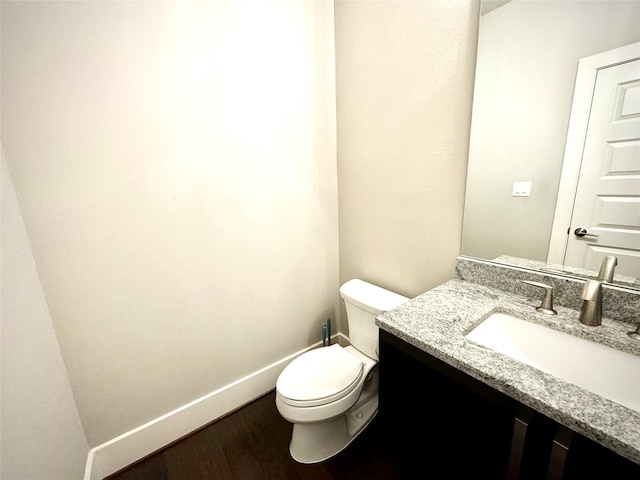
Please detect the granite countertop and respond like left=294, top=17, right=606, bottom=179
left=375, top=277, right=640, bottom=465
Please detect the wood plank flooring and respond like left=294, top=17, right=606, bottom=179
left=106, top=391, right=405, bottom=480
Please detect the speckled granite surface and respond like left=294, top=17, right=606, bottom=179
left=457, top=256, right=640, bottom=324
left=492, top=255, right=640, bottom=289
left=376, top=257, right=640, bottom=465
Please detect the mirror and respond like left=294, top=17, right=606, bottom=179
left=462, top=0, right=640, bottom=290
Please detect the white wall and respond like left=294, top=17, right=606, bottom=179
left=1, top=150, right=89, bottom=479
left=335, top=0, right=479, bottom=301
left=462, top=0, right=640, bottom=262
left=1, top=0, right=338, bottom=448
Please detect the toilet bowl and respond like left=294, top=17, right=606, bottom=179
left=275, top=279, right=408, bottom=463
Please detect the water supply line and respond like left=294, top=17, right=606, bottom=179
left=321, top=319, right=332, bottom=346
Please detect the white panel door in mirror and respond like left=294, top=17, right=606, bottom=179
left=565, top=59, right=640, bottom=278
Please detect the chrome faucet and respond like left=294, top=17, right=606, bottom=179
left=579, top=279, right=603, bottom=326
left=597, top=255, right=617, bottom=283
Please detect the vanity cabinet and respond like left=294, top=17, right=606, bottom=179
left=378, top=330, right=640, bottom=479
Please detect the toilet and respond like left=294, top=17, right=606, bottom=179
left=275, top=279, right=409, bottom=463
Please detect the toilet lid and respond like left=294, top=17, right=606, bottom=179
left=277, top=344, right=364, bottom=405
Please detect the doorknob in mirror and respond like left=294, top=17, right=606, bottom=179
left=574, top=228, right=599, bottom=238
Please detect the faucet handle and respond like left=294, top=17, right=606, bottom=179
left=628, top=323, right=640, bottom=341
left=523, top=281, right=557, bottom=315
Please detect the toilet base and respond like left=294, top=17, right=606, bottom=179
left=289, top=390, right=378, bottom=464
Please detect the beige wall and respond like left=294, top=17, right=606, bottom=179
left=1, top=0, right=338, bottom=447
left=1, top=152, right=89, bottom=479
left=462, top=0, right=640, bottom=262
left=335, top=0, right=479, bottom=311
left=1, top=0, right=481, bottom=468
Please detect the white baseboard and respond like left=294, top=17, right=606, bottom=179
left=84, top=333, right=347, bottom=480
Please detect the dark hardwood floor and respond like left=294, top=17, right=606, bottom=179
left=106, top=391, right=406, bottom=480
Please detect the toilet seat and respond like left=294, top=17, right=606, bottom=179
left=277, top=344, right=364, bottom=408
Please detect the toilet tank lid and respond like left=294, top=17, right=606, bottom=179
left=340, top=279, right=409, bottom=314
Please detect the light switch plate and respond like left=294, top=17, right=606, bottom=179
left=512, top=181, right=532, bottom=197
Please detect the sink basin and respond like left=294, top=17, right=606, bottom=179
left=466, top=312, right=640, bottom=413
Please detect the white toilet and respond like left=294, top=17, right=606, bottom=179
left=275, top=279, right=409, bottom=464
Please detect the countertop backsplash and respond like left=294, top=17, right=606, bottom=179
left=456, top=256, right=640, bottom=326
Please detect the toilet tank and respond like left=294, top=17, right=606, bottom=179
left=339, top=279, right=409, bottom=359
